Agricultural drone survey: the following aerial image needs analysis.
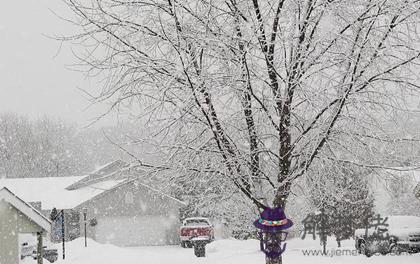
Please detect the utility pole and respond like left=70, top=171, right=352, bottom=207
left=83, top=208, right=88, bottom=247
left=36, top=232, right=43, bottom=264
left=61, top=210, right=65, bottom=260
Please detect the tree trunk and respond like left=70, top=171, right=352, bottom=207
left=269, top=193, right=287, bottom=264
left=266, top=256, right=282, bottom=264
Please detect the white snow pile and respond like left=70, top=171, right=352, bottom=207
left=20, top=237, right=420, bottom=264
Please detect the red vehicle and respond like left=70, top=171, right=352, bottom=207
left=179, top=217, right=215, bottom=248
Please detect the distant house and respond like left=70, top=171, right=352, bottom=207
left=0, top=187, right=51, bottom=264
left=0, top=160, right=185, bottom=247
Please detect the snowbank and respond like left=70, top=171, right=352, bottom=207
left=21, top=237, right=419, bottom=264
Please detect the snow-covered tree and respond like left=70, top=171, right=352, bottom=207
left=0, top=112, right=116, bottom=178
left=0, top=113, right=38, bottom=177
left=386, top=174, right=420, bottom=217
left=61, top=1, right=420, bottom=263
left=307, top=161, right=374, bottom=247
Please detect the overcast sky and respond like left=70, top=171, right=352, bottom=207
left=0, top=0, right=119, bottom=127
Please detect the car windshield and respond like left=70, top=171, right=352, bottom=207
left=185, top=219, right=209, bottom=226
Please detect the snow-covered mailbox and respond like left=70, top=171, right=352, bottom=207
left=0, top=187, right=51, bottom=264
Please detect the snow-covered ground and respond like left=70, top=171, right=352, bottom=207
left=21, top=237, right=420, bottom=264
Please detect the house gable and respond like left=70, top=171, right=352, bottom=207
left=0, top=187, right=51, bottom=232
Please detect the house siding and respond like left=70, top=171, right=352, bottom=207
left=0, top=200, right=45, bottom=264
left=75, top=182, right=182, bottom=246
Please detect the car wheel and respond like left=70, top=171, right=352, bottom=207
left=186, top=242, right=193, bottom=248
left=389, top=244, right=401, bottom=256
left=180, top=241, right=187, bottom=248
left=409, top=248, right=420, bottom=254
left=360, top=241, right=372, bottom=257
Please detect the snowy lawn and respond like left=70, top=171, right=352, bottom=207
left=22, top=237, right=420, bottom=264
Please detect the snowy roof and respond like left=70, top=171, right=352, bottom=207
left=0, top=187, right=51, bottom=231
left=66, top=160, right=129, bottom=191
left=0, top=160, right=185, bottom=210
left=0, top=176, right=125, bottom=210
left=91, top=160, right=130, bottom=175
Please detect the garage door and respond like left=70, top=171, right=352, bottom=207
left=95, top=216, right=177, bottom=247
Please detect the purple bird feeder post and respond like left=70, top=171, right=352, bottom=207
left=254, top=207, right=293, bottom=260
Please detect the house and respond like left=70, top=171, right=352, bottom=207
left=0, top=187, right=51, bottom=264
left=0, top=160, right=185, bottom=247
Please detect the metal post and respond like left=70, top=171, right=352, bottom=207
left=61, top=210, right=65, bottom=260
left=37, top=232, right=43, bottom=264
left=83, top=208, right=87, bottom=247
left=193, top=240, right=206, bottom=257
